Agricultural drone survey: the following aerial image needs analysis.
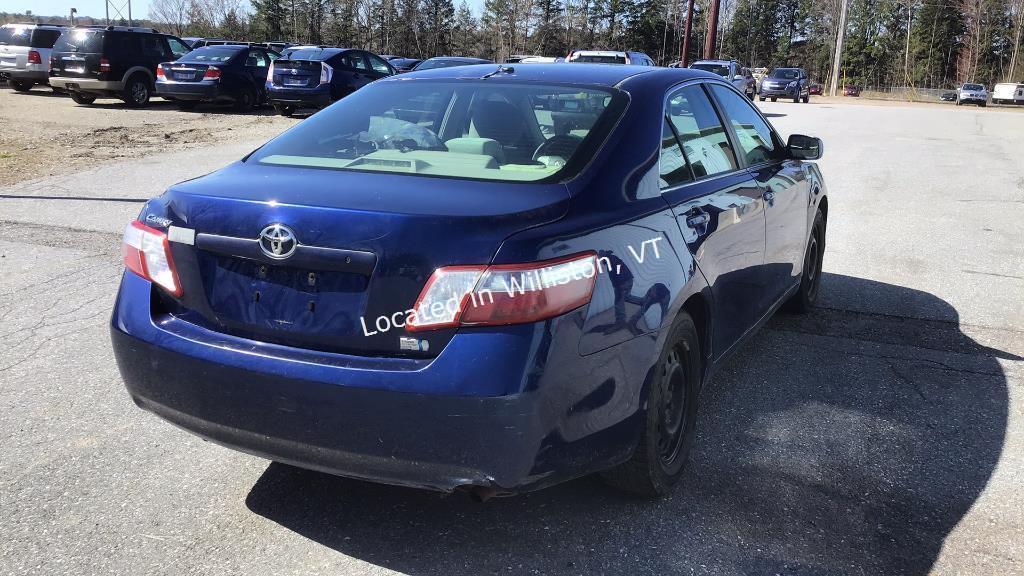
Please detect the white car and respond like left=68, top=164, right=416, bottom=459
left=956, top=83, right=988, bottom=107
left=0, top=23, right=65, bottom=92
left=992, top=82, right=1024, bottom=105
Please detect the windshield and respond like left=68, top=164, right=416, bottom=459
left=248, top=80, right=626, bottom=182
left=963, top=84, right=984, bottom=91
left=573, top=54, right=627, bottom=64
left=416, top=59, right=474, bottom=70
left=52, top=29, right=103, bottom=53
left=770, top=68, right=800, bottom=80
left=285, top=48, right=336, bottom=61
left=691, top=63, right=730, bottom=77
left=181, top=47, right=241, bottom=63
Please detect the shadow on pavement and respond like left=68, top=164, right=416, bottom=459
left=245, top=273, right=1011, bottom=575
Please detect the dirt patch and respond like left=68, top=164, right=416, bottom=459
left=0, top=85, right=296, bottom=186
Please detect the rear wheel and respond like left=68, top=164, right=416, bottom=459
left=70, top=92, right=96, bottom=105
left=747, top=90, right=755, bottom=101
left=10, top=79, right=33, bottom=92
left=122, top=74, right=151, bottom=107
left=234, top=87, right=255, bottom=112
left=759, top=95, right=766, bottom=102
left=274, top=104, right=295, bottom=117
left=785, top=209, right=826, bottom=313
left=770, top=97, right=777, bottom=102
left=177, top=100, right=199, bottom=110
left=601, top=313, right=701, bottom=496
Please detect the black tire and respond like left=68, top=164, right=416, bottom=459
left=69, top=92, right=96, bottom=105
left=274, top=104, right=295, bottom=117
left=10, top=79, right=33, bottom=92
left=122, top=74, right=151, bottom=107
left=601, top=313, right=701, bottom=496
left=747, top=90, right=755, bottom=101
left=802, top=94, right=809, bottom=103
left=785, top=209, right=826, bottom=313
left=770, top=97, right=777, bottom=102
left=980, top=102, right=987, bottom=107
left=234, top=87, right=255, bottom=112
left=177, top=100, right=199, bottom=110
left=759, top=95, right=766, bottom=102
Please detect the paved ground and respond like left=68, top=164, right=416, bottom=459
left=1, top=93, right=1022, bottom=575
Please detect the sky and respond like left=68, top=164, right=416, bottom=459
left=5, top=0, right=487, bottom=20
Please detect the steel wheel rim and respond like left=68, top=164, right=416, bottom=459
left=131, top=82, right=147, bottom=104
left=656, top=347, right=688, bottom=467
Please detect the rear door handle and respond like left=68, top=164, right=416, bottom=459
left=685, top=209, right=710, bottom=228
left=762, top=190, right=775, bottom=202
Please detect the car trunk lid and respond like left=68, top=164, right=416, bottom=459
left=272, top=59, right=321, bottom=88
left=148, top=162, right=570, bottom=358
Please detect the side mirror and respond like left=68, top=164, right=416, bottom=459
left=787, top=134, right=823, bottom=160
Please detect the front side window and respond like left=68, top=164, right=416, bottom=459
left=666, top=84, right=738, bottom=178
left=245, top=50, right=268, bottom=68
left=248, top=81, right=626, bottom=183
left=709, top=84, right=781, bottom=166
left=167, top=37, right=191, bottom=58
left=367, top=54, right=392, bottom=75
left=342, top=52, right=369, bottom=71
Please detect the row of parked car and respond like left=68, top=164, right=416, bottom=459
left=0, top=23, right=504, bottom=115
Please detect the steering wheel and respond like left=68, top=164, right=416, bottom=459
left=533, top=134, right=584, bottom=162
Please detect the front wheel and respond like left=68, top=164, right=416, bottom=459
left=274, top=104, right=295, bottom=117
left=770, top=97, right=777, bottom=102
left=69, top=92, right=96, bottom=105
left=785, top=209, right=826, bottom=313
left=10, top=79, right=33, bottom=92
left=802, top=94, right=809, bottom=103
left=601, top=313, right=701, bottom=496
left=759, top=95, right=766, bottom=102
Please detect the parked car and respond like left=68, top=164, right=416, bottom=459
left=267, top=47, right=396, bottom=116
left=992, top=82, right=1024, bottom=105
left=49, top=26, right=191, bottom=106
left=156, top=44, right=278, bottom=111
left=956, top=83, right=988, bottom=106
left=112, top=64, right=828, bottom=498
left=689, top=59, right=756, bottom=100
left=388, top=57, right=422, bottom=72
left=0, top=23, right=64, bottom=91
left=808, top=82, right=823, bottom=95
left=256, top=41, right=292, bottom=53
left=519, top=56, right=559, bottom=63
left=412, top=56, right=493, bottom=71
left=759, top=67, right=810, bottom=102
left=181, top=37, right=202, bottom=49
left=843, top=85, right=861, bottom=97
left=566, top=49, right=655, bottom=66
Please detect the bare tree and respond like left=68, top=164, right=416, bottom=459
left=149, top=0, right=192, bottom=35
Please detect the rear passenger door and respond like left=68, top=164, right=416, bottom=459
left=708, top=83, right=809, bottom=313
left=659, top=82, right=767, bottom=357
left=340, top=51, right=372, bottom=92
left=243, top=49, right=271, bottom=93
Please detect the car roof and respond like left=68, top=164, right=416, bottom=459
left=386, top=63, right=717, bottom=88
left=424, top=56, right=490, bottom=62
left=692, top=59, right=733, bottom=64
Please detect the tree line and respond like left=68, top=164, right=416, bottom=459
left=5, top=0, right=1024, bottom=89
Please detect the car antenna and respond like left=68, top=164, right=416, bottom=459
left=481, top=65, right=514, bottom=79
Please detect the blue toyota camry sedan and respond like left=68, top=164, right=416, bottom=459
left=112, top=64, right=828, bottom=498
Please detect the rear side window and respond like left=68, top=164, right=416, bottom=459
left=30, top=29, right=62, bottom=48
left=245, top=50, right=268, bottom=67
left=166, top=37, right=191, bottom=59
left=341, top=52, right=369, bottom=71
left=249, top=80, right=627, bottom=183
left=140, top=35, right=168, bottom=59
left=666, top=85, right=738, bottom=178
left=367, top=53, right=392, bottom=75
left=0, top=26, right=32, bottom=46
left=52, top=29, right=104, bottom=53
left=709, top=84, right=781, bottom=165
left=659, top=118, right=691, bottom=189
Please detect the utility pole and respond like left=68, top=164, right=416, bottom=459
left=70, top=7, right=77, bottom=25
left=704, top=0, right=721, bottom=59
left=680, top=0, right=695, bottom=66
left=829, top=0, right=849, bottom=97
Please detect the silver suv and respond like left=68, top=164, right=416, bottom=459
left=957, top=83, right=988, bottom=107
left=689, top=59, right=756, bottom=100
left=0, top=23, right=65, bottom=91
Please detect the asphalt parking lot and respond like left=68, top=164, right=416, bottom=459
left=1, top=88, right=1022, bottom=575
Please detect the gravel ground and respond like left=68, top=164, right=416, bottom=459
left=0, top=84, right=296, bottom=186
left=0, top=90, right=1022, bottom=575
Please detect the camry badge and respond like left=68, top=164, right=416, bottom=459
left=258, top=224, right=297, bottom=259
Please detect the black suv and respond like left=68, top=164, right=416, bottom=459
left=49, top=26, right=191, bottom=106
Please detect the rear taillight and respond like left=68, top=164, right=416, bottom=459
left=407, top=252, right=597, bottom=331
left=320, top=62, right=333, bottom=85
left=156, top=64, right=165, bottom=79
left=266, top=60, right=275, bottom=82
left=48, top=55, right=55, bottom=71
left=122, top=221, right=182, bottom=297
left=204, top=66, right=221, bottom=80
left=27, top=50, right=41, bottom=65
left=99, top=57, right=110, bottom=72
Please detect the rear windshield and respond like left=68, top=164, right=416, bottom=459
left=691, top=63, right=729, bottom=77
left=52, top=29, right=104, bottom=53
left=249, top=80, right=626, bottom=182
left=573, top=55, right=627, bottom=64
left=0, top=26, right=61, bottom=48
left=963, top=83, right=984, bottom=91
left=770, top=68, right=800, bottom=79
left=182, top=47, right=241, bottom=62
left=284, top=48, right=336, bottom=61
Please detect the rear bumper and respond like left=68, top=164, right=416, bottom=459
left=111, top=272, right=653, bottom=493
left=6, top=69, right=49, bottom=83
left=268, top=86, right=332, bottom=107
left=156, top=81, right=225, bottom=101
left=49, top=76, right=123, bottom=93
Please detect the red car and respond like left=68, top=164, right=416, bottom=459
left=808, top=83, right=823, bottom=95
left=843, top=85, right=861, bottom=97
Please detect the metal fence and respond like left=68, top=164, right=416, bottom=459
left=855, top=86, right=951, bottom=103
